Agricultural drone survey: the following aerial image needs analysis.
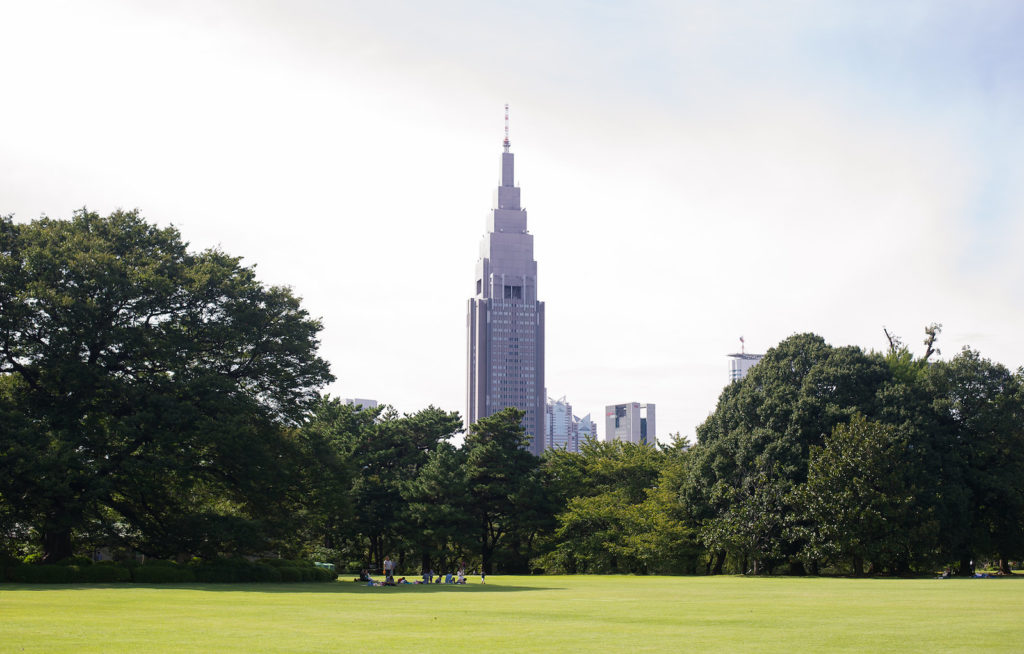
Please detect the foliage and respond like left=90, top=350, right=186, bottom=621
left=131, top=561, right=197, bottom=583
left=7, top=564, right=77, bottom=583
left=0, top=210, right=332, bottom=561
left=76, top=562, right=132, bottom=582
left=462, top=407, right=549, bottom=573
left=924, top=348, right=1024, bottom=574
left=688, top=333, right=893, bottom=573
left=801, top=414, right=939, bottom=575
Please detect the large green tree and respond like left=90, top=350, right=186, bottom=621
left=0, top=210, right=332, bottom=560
left=925, top=349, right=1024, bottom=575
left=462, top=407, right=547, bottom=574
left=689, top=333, right=893, bottom=574
left=343, top=405, right=462, bottom=571
left=801, top=414, right=938, bottom=575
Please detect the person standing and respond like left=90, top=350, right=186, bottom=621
left=383, top=556, right=395, bottom=583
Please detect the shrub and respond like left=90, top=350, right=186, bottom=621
left=259, top=558, right=293, bottom=568
left=22, top=553, right=44, bottom=565
left=132, top=563, right=196, bottom=584
left=8, top=564, right=75, bottom=583
left=277, top=567, right=302, bottom=582
left=58, top=555, right=94, bottom=567
left=143, top=559, right=180, bottom=567
left=77, top=563, right=131, bottom=583
left=190, top=558, right=282, bottom=583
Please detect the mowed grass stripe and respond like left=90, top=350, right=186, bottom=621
left=1, top=576, right=1022, bottom=653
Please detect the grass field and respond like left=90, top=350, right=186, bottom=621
left=2, top=575, right=1022, bottom=653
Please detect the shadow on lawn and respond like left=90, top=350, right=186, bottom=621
left=1, top=581, right=559, bottom=594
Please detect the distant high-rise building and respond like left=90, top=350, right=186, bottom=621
left=544, top=397, right=596, bottom=453
left=605, top=402, right=656, bottom=446
left=546, top=396, right=575, bottom=452
left=467, top=107, right=546, bottom=455
left=727, top=353, right=763, bottom=383
left=344, top=398, right=378, bottom=410
left=577, top=413, right=597, bottom=446
left=728, top=337, right=763, bottom=383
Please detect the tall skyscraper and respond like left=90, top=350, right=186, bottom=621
left=467, top=107, right=546, bottom=455
left=605, top=402, right=656, bottom=446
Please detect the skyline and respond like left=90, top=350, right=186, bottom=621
left=2, top=1, right=1022, bottom=440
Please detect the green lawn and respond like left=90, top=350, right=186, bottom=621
left=1, top=575, right=1022, bottom=653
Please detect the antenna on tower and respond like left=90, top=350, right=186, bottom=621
left=503, top=104, right=510, bottom=152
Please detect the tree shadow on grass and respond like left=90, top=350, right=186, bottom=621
left=0, top=581, right=560, bottom=594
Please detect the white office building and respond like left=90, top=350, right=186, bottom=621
left=727, top=353, right=764, bottom=383
left=605, top=402, right=656, bottom=446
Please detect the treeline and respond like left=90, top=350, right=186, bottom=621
left=2, top=211, right=1023, bottom=577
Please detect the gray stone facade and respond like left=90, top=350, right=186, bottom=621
left=467, top=137, right=546, bottom=455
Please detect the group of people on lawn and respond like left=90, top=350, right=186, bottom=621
left=358, top=557, right=485, bottom=587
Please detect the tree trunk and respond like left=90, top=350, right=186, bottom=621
left=370, top=536, right=384, bottom=574
left=711, top=551, right=725, bottom=575
left=481, top=522, right=494, bottom=575
left=998, top=558, right=1011, bottom=575
left=957, top=555, right=974, bottom=577
left=42, top=528, right=73, bottom=563
left=809, top=560, right=820, bottom=576
left=852, top=555, right=864, bottom=577
left=481, top=544, right=493, bottom=575
left=421, top=551, right=431, bottom=574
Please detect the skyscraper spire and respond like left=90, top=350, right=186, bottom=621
left=503, top=103, right=510, bottom=152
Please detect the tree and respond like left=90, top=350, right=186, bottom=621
left=538, top=437, right=699, bottom=574
left=402, top=442, right=474, bottom=572
left=0, top=210, right=332, bottom=560
left=925, top=349, right=1024, bottom=575
left=289, top=397, right=374, bottom=560
left=688, top=333, right=893, bottom=573
left=343, top=405, right=462, bottom=570
left=462, top=407, right=545, bottom=574
left=801, top=414, right=938, bottom=575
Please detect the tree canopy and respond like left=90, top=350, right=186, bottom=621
left=0, top=210, right=332, bottom=561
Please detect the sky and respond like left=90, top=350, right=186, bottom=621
left=2, top=0, right=1023, bottom=442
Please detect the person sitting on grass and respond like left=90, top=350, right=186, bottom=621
left=456, top=571, right=466, bottom=584
left=445, top=572, right=454, bottom=584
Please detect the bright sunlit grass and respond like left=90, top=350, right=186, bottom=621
left=2, top=575, right=1022, bottom=653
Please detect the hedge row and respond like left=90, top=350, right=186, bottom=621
left=2, top=558, right=336, bottom=584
